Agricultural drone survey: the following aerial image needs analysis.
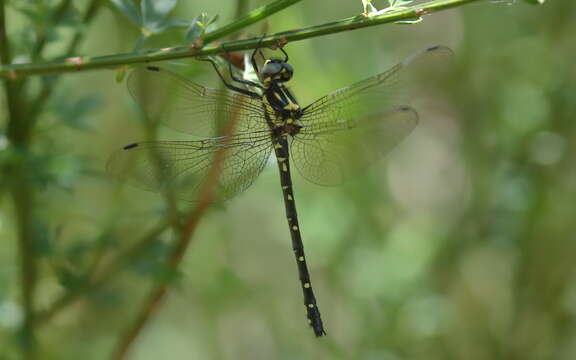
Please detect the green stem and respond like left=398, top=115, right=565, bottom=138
left=234, top=0, right=250, bottom=20
left=111, top=80, right=243, bottom=360
left=204, top=0, right=299, bottom=43
left=37, top=0, right=266, bottom=334
left=0, top=0, right=482, bottom=78
left=35, top=219, right=172, bottom=325
left=1, top=2, right=37, bottom=359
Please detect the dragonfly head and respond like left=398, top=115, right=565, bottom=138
left=261, top=59, right=293, bottom=84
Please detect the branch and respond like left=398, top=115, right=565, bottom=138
left=30, top=0, right=72, bottom=61
left=0, top=0, right=11, bottom=65
left=1, top=1, right=37, bottom=358
left=35, top=219, right=172, bottom=325
left=28, top=0, right=104, bottom=121
left=203, top=0, right=301, bottom=43
left=111, top=91, right=245, bottom=360
left=0, top=0, right=482, bottom=78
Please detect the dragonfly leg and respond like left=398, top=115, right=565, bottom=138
left=250, top=35, right=266, bottom=74
left=199, top=57, right=261, bottom=98
left=279, top=46, right=289, bottom=63
left=220, top=43, right=263, bottom=90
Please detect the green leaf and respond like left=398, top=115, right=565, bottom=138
left=390, top=0, right=414, bottom=6
left=54, top=267, right=86, bottom=290
left=185, top=13, right=209, bottom=42
left=162, top=18, right=192, bottom=29
left=394, top=16, right=423, bottom=24
left=115, top=66, right=127, bottom=83
left=51, top=92, right=102, bottom=131
left=109, top=0, right=142, bottom=27
left=362, top=0, right=377, bottom=14
left=141, top=0, right=178, bottom=32
left=207, top=14, right=219, bottom=26
left=523, top=0, right=546, bottom=4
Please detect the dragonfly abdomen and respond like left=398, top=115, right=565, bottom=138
left=273, top=136, right=326, bottom=337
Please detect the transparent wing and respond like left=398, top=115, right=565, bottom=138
left=127, top=66, right=266, bottom=137
left=292, top=46, right=451, bottom=185
left=291, top=107, right=417, bottom=185
left=107, top=131, right=273, bottom=201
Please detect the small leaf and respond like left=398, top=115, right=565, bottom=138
left=141, top=0, right=178, bottom=32
left=116, top=67, right=128, bottom=83
left=361, top=0, right=377, bottom=14
left=390, top=0, right=414, bottom=7
left=33, top=221, right=51, bottom=256
left=395, top=15, right=423, bottom=24
left=185, top=14, right=208, bottom=42
left=110, top=0, right=142, bottom=26
left=207, top=14, right=219, bottom=26
left=161, top=18, right=191, bottom=29
left=54, top=267, right=85, bottom=290
left=51, top=93, right=102, bottom=131
left=523, top=0, right=545, bottom=4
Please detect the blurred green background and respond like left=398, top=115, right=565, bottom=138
left=1, top=0, right=576, bottom=359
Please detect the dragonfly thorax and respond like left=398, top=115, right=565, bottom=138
left=264, top=82, right=302, bottom=121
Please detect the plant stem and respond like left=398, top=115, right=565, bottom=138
left=110, top=74, right=247, bottom=360
left=0, top=0, right=10, bottom=65
left=30, top=0, right=72, bottom=61
left=36, top=0, right=257, bottom=332
left=1, top=3, right=104, bottom=351
left=36, top=219, right=172, bottom=325
left=28, top=0, right=103, bottom=120
left=0, top=0, right=482, bottom=78
left=234, top=0, right=250, bottom=20
left=205, top=0, right=299, bottom=43
left=1, top=2, right=37, bottom=359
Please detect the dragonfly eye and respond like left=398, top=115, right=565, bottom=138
left=280, top=63, right=293, bottom=81
left=261, top=60, right=293, bottom=83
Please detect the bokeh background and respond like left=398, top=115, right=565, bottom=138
left=1, top=0, right=575, bottom=359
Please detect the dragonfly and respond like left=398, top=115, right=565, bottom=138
left=107, top=40, right=451, bottom=337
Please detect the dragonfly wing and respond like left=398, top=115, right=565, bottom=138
left=291, top=106, right=417, bottom=186
left=127, top=66, right=266, bottom=137
left=292, top=45, right=451, bottom=186
left=107, top=133, right=273, bottom=201
left=300, top=45, right=452, bottom=119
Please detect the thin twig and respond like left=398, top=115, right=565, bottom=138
left=0, top=0, right=482, bottom=78
left=111, top=90, right=244, bottom=360
left=1, top=1, right=37, bottom=358
left=204, top=0, right=298, bottom=43
left=28, top=0, right=103, bottom=120
left=30, top=0, right=72, bottom=61
left=0, top=0, right=11, bottom=65
left=234, top=0, right=250, bottom=20
left=35, top=219, right=172, bottom=325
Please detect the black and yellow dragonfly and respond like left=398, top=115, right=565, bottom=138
left=107, top=42, right=451, bottom=337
